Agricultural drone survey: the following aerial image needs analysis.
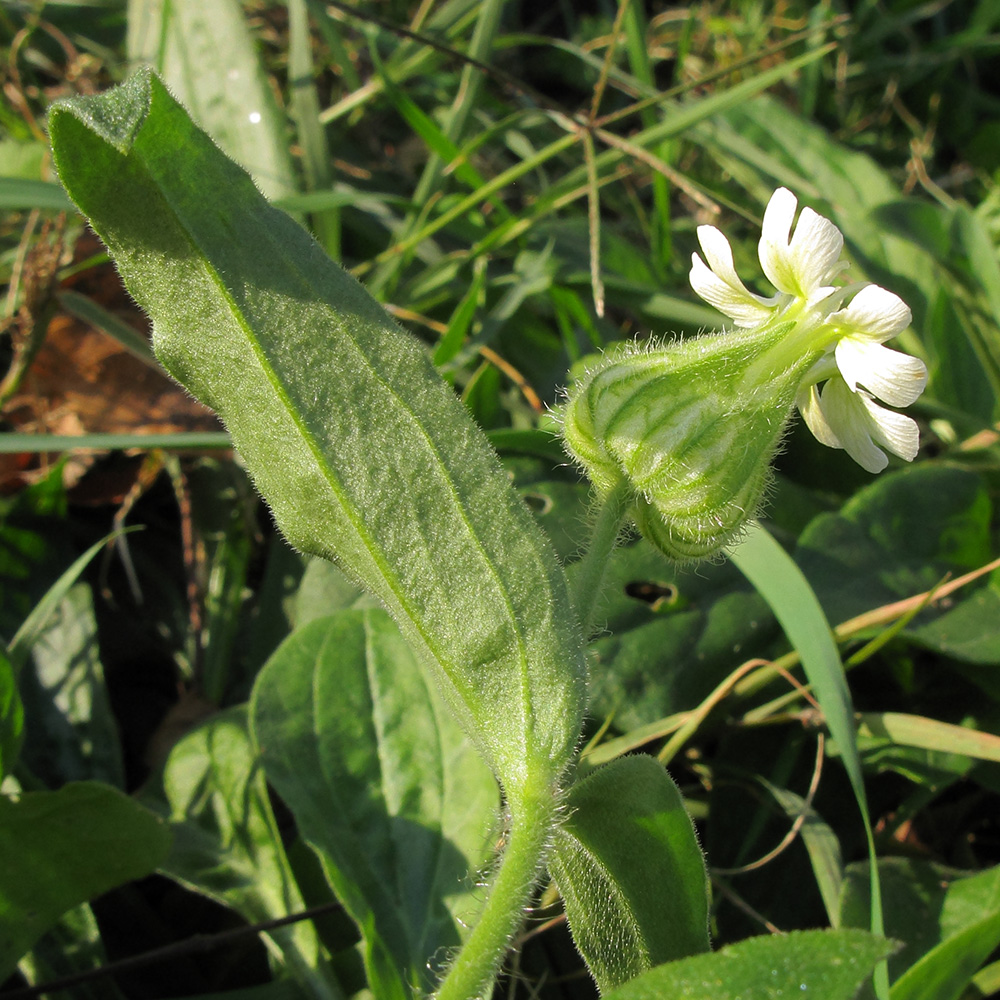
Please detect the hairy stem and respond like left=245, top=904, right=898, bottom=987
left=571, top=479, right=633, bottom=638
left=434, top=787, right=558, bottom=1000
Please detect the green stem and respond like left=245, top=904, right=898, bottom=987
left=571, top=479, right=632, bottom=638
left=435, top=789, right=557, bottom=1000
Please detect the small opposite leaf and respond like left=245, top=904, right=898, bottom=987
left=600, top=928, right=894, bottom=1000
left=550, top=756, right=710, bottom=992
left=250, top=610, right=499, bottom=996
left=0, top=782, right=171, bottom=980
left=49, top=69, right=586, bottom=801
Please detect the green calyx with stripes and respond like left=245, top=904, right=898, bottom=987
left=558, top=319, right=810, bottom=561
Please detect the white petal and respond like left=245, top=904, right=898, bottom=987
left=758, top=188, right=799, bottom=295
left=796, top=383, right=843, bottom=448
left=835, top=338, right=928, bottom=406
left=689, top=229, right=774, bottom=327
left=697, top=225, right=744, bottom=287
left=758, top=188, right=845, bottom=299
left=831, top=284, right=911, bottom=343
left=787, top=207, right=845, bottom=294
left=815, top=378, right=889, bottom=473
left=860, top=393, right=921, bottom=462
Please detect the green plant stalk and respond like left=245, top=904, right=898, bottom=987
left=435, top=786, right=558, bottom=1000
left=570, top=479, right=632, bottom=637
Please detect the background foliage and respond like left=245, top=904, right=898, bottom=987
left=2, top=0, right=1000, bottom=997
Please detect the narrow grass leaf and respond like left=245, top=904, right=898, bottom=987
left=0, top=178, right=73, bottom=211
left=433, top=258, right=487, bottom=367
left=0, top=432, right=231, bottom=453
left=859, top=713, right=1000, bottom=765
left=0, top=651, right=23, bottom=782
left=760, top=779, right=843, bottom=928
left=729, top=522, right=886, bottom=996
left=58, top=289, right=157, bottom=365
left=288, top=0, right=339, bottom=258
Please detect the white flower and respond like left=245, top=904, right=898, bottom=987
left=798, top=378, right=920, bottom=474
left=828, top=285, right=927, bottom=407
left=758, top=186, right=845, bottom=304
left=689, top=188, right=928, bottom=473
left=689, top=225, right=777, bottom=327
left=689, top=187, right=845, bottom=327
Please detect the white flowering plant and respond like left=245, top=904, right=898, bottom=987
left=4, top=8, right=1000, bottom=1000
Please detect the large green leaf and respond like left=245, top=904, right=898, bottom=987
left=599, top=928, right=894, bottom=1000
left=549, top=756, right=710, bottom=992
left=151, top=706, right=342, bottom=1000
left=48, top=69, right=586, bottom=802
left=250, top=611, right=500, bottom=997
left=0, top=782, right=171, bottom=980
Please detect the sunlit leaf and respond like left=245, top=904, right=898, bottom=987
left=599, top=928, right=893, bottom=1000
left=49, top=69, right=586, bottom=802
left=550, top=756, right=710, bottom=991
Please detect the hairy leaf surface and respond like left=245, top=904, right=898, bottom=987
left=48, top=69, right=586, bottom=798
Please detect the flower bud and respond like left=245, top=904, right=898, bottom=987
left=560, top=321, right=808, bottom=561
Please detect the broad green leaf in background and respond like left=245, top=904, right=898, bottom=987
left=599, top=928, right=894, bottom=1000
left=841, top=860, right=1000, bottom=1000
left=251, top=611, right=499, bottom=997
left=795, top=465, right=999, bottom=663
left=0, top=782, right=171, bottom=981
left=126, top=0, right=296, bottom=202
left=3, top=525, right=129, bottom=787
left=16, top=582, right=123, bottom=788
left=48, top=68, right=586, bottom=806
left=16, top=903, right=122, bottom=1000
left=151, top=706, right=342, bottom=1000
left=578, top=537, right=776, bottom=732
left=549, top=755, right=710, bottom=992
